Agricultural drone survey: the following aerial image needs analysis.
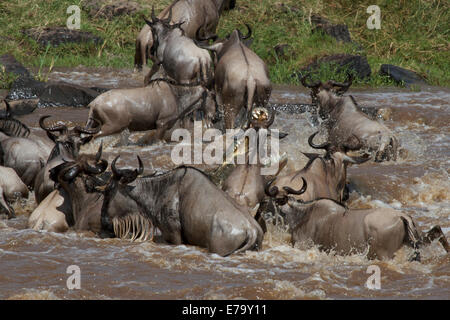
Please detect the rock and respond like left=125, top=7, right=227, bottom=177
left=83, top=0, right=142, bottom=19
left=38, top=82, right=101, bottom=107
left=301, top=54, right=371, bottom=80
left=379, top=64, right=427, bottom=86
left=23, top=27, right=103, bottom=47
left=0, top=54, right=31, bottom=78
left=2, top=54, right=102, bottom=108
left=311, top=14, right=352, bottom=43
left=0, top=99, right=38, bottom=117
left=8, top=77, right=100, bottom=107
left=7, top=76, right=46, bottom=100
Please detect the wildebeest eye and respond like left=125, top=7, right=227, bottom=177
left=275, top=196, right=288, bottom=206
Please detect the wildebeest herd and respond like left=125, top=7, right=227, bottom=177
left=0, top=0, right=448, bottom=259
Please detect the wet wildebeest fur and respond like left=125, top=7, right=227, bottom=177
left=0, top=102, right=53, bottom=187
left=84, top=78, right=210, bottom=142
left=97, top=156, right=264, bottom=256
left=143, top=8, right=213, bottom=86
left=0, top=165, right=28, bottom=219
left=222, top=107, right=276, bottom=211
left=28, top=144, right=107, bottom=233
left=134, top=0, right=234, bottom=70
left=301, top=75, right=398, bottom=162
left=266, top=131, right=370, bottom=203
left=272, top=195, right=450, bottom=261
left=197, top=25, right=271, bottom=129
left=33, top=116, right=100, bottom=204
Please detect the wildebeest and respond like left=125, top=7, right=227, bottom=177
left=301, top=75, right=398, bottom=162
left=143, top=8, right=214, bottom=86
left=28, top=144, right=115, bottom=234
left=33, top=116, right=99, bottom=204
left=97, top=156, right=263, bottom=256
left=0, top=106, right=53, bottom=187
left=265, top=131, right=370, bottom=203
left=197, top=25, right=272, bottom=129
left=84, top=78, right=210, bottom=142
left=0, top=165, right=29, bottom=219
left=222, top=107, right=275, bottom=211
left=271, top=193, right=450, bottom=261
left=134, top=0, right=235, bottom=70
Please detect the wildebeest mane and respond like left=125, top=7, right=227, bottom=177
left=0, top=118, right=30, bottom=138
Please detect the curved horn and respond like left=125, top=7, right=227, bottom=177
left=3, top=100, right=11, bottom=118
left=74, top=120, right=100, bottom=135
left=329, top=73, right=353, bottom=94
left=264, top=178, right=279, bottom=197
left=166, top=5, right=173, bottom=23
left=151, top=6, right=157, bottom=22
left=308, top=131, right=330, bottom=150
left=283, top=177, right=307, bottom=195
left=343, top=153, right=371, bottom=164
left=195, top=26, right=218, bottom=42
left=239, top=24, right=252, bottom=39
left=136, top=155, right=144, bottom=175
left=95, top=142, right=103, bottom=162
left=39, top=115, right=68, bottom=134
left=300, top=75, right=321, bottom=89
left=111, top=155, right=121, bottom=179
left=84, top=159, right=108, bottom=175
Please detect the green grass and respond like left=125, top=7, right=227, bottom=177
left=0, top=0, right=448, bottom=88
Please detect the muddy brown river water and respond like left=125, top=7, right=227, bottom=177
left=0, top=68, right=448, bottom=299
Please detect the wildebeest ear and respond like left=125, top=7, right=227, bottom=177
left=49, top=163, right=80, bottom=183
left=49, top=162, right=68, bottom=183
left=61, top=165, right=81, bottom=182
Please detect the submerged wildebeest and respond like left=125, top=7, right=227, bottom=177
left=28, top=144, right=106, bottom=232
left=28, top=143, right=145, bottom=236
left=143, top=8, right=214, bottom=86
left=0, top=165, right=29, bottom=219
left=0, top=103, right=53, bottom=187
left=33, top=116, right=100, bottom=204
left=265, top=131, right=370, bottom=203
left=269, top=191, right=450, bottom=260
left=135, top=0, right=235, bottom=70
left=197, top=25, right=272, bottom=129
left=84, top=78, right=212, bottom=142
left=222, top=107, right=278, bottom=212
left=301, top=75, right=398, bottom=162
left=96, top=156, right=263, bottom=256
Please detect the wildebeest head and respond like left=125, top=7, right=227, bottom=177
left=195, top=24, right=253, bottom=60
left=300, top=73, right=353, bottom=116
left=266, top=131, right=369, bottom=203
left=39, top=116, right=100, bottom=159
left=49, top=142, right=107, bottom=186
left=265, top=176, right=307, bottom=206
left=143, top=6, right=185, bottom=56
left=307, top=131, right=370, bottom=199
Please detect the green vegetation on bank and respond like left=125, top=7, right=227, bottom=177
left=0, top=0, right=448, bottom=88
